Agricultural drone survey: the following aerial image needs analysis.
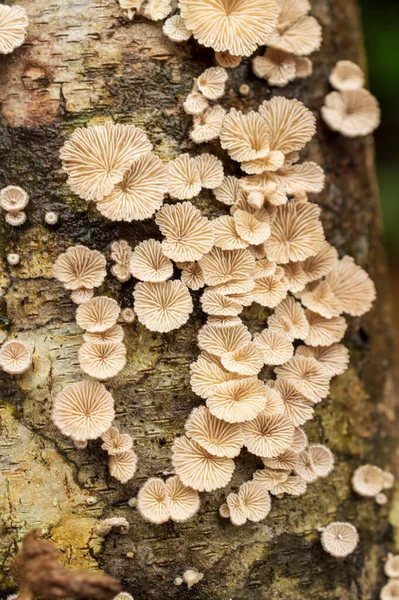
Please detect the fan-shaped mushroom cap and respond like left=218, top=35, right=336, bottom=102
left=109, top=450, right=138, bottom=483
left=101, top=426, right=133, bottom=455
left=384, top=553, right=399, bottom=579
left=221, top=342, right=264, bottom=376
left=190, top=354, right=240, bottom=399
left=234, top=209, right=271, bottom=245
left=70, top=288, right=95, bottom=305
left=163, top=14, right=192, bottom=41
left=300, top=241, right=338, bottom=283
left=78, top=341, right=126, bottom=379
left=167, top=154, right=202, bottom=199
left=252, top=258, right=277, bottom=279
left=200, top=289, right=243, bottom=317
left=295, top=56, right=313, bottom=78
left=207, top=315, right=243, bottom=328
left=226, top=492, right=246, bottom=526
left=197, top=66, right=228, bottom=100
left=0, top=5, right=28, bottom=54
left=134, top=280, right=193, bottom=333
left=191, top=105, right=226, bottom=143
left=253, top=49, right=297, bottom=87
left=142, top=0, right=172, bottom=20
left=172, top=435, right=235, bottom=492
left=263, top=383, right=285, bottom=415
left=380, top=580, right=399, bottom=600
left=325, top=256, right=376, bottom=317
left=258, top=96, right=316, bottom=154
left=195, top=154, right=224, bottom=189
left=252, top=272, right=290, bottom=308
left=166, top=475, right=200, bottom=522
left=270, top=474, right=307, bottom=496
left=212, top=216, right=248, bottom=251
left=254, top=329, right=294, bottom=365
left=352, top=464, right=384, bottom=497
left=184, top=88, right=209, bottom=116
left=322, top=89, right=381, bottom=137
left=156, top=202, right=214, bottom=262
left=197, top=322, right=252, bottom=357
left=268, top=296, right=310, bottom=341
left=96, top=153, right=167, bottom=221
left=291, top=425, right=308, bottom=453
left=281, top=261, right=307, bottom=293
left=0, top=185, right=29, bottom=212
left=52, top=381, right=115, bottom=441
left=83, top=324, right=124, bottom=345
left=179, top=261, right=205, bottom=290
left=60, top=121, right=152, bottom=201
left=213, top=176, right=242, bottom=206
left=212, top=278, right=255, bottom=295
left=329, top=60, right=365, bottom=91
left=308, top=444, right=334, bottom=477
left=54, top=245, right=107, bottom=291
left=215, top=50, right=242, bottom=68
left=199, top=247, right=255, bottom=286
left=0, top=340, right=32, bottom=375
left=321, top=522, right=359, bottom=558
left=130, top=239, right=173, bottom=282
left=294, top=449, right=318, bottom=482
left=137, top=478, right=169, bottom=524
left=296, top=343, right=349, bottom=377
left=219, top=502, right=231, bottom=518
left=110, top=240, right=133, bottom=283
left=267, top=0, right=322, bottom=56
left=274, top=378, right=314, bottom=426
left=262, top=448, right=297, bottom=471
left=76, top=296, right=120, bottom=333
left=301, top=280, right=343, bottom=318
left=304, top=310, right=347, bottom=346
left=266, top=201, right=324, bottom=264
left=253, top=467, right=289, bottom=490
left=185, top=406, right=244, bottom=458
left=237, top=481, right=272, bottom=523
left=220, top=109, right=270, bottom=163
left=179, top=0, right=280, bottom=57
left=206, top=376, right=267, bottom=423
left=275, top=355, right=330, bottom=402
left=243, top=413, right=295, bottom=458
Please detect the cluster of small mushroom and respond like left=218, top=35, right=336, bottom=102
left=118, top=0, right=175, bottom=22
left=352, top=464, right=395, bottom=506
left=380, top=554, right=399, bottom=600
left=322, top=60, right=381, bottom=137
left=52, top=247, right=138, bottom=483
left=0, top=340, right=32, bottom=375
left=51, top=380, right=138, bottom=484
left=0, top=185, right=29, bottom=227
left=0, top=4, right=28, bottom=55
left=60, top=120, right=168, bottom=223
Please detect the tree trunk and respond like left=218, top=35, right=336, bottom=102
left=0, top=0, right=397, bottom=598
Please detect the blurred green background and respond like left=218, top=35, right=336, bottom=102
left=362, top=0, right=399, bottom=269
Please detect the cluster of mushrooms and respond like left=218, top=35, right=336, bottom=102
left=0, top=0, right=393, bottom=591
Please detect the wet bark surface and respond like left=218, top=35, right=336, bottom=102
left=0, top=1, right=398, bottom=599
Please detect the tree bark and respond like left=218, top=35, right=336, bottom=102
left=0, top=0, right=397, bottom=599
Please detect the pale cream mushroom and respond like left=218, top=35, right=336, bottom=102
left=76, top=297, right=121, bottom=333
left=53, top=245, right=106, bottom=291
left=109, top=450, right=138, bottom=483
left=0, top=4, right=28, bottom=55
left=60, top=121, right=152, bottom=201
left=52, top=381, right=115, bottom=441
left=275, top=355, right=330, bottom=402
left=352, top=464, right=385, bottom=497
left=78, top=341, right=126, bottom=379
left=197, top=66, right=228, bottom=100
left=163, top=14, right=192, bottom=42
left=185, top=406, right=244, bottom=458
left=190, top=105, right=226, bottom=143
left=242, top=413, right=295, bottom=458
left=0, top=340, right=32, bottom=375
left=101, top=426, right=133, bottom=455
left=329, top=60, right=365, bottom=91
left=325, top=256, right=376, bottom=317
left=130, top=239, right=173, bottom=282
left=206, top=376, right=267, bottom=423
left=322, top=89, right=381, bottom=137
left=179, top=0, right=279, bottom=57
left=134, top=280, right=193, bottom=333
left=267, top=0, right=322, bottom=56
left=321, top=522, right=359, bottom=558
left=172, top=435, right=235, bottom=492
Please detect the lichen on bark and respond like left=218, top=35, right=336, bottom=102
left=0, top=0, right=398, bottom=598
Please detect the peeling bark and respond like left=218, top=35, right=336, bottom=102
left=0, top=1, right=398, bottom=598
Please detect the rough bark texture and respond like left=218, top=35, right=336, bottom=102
left=0, top=1, right=398, bottom=599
